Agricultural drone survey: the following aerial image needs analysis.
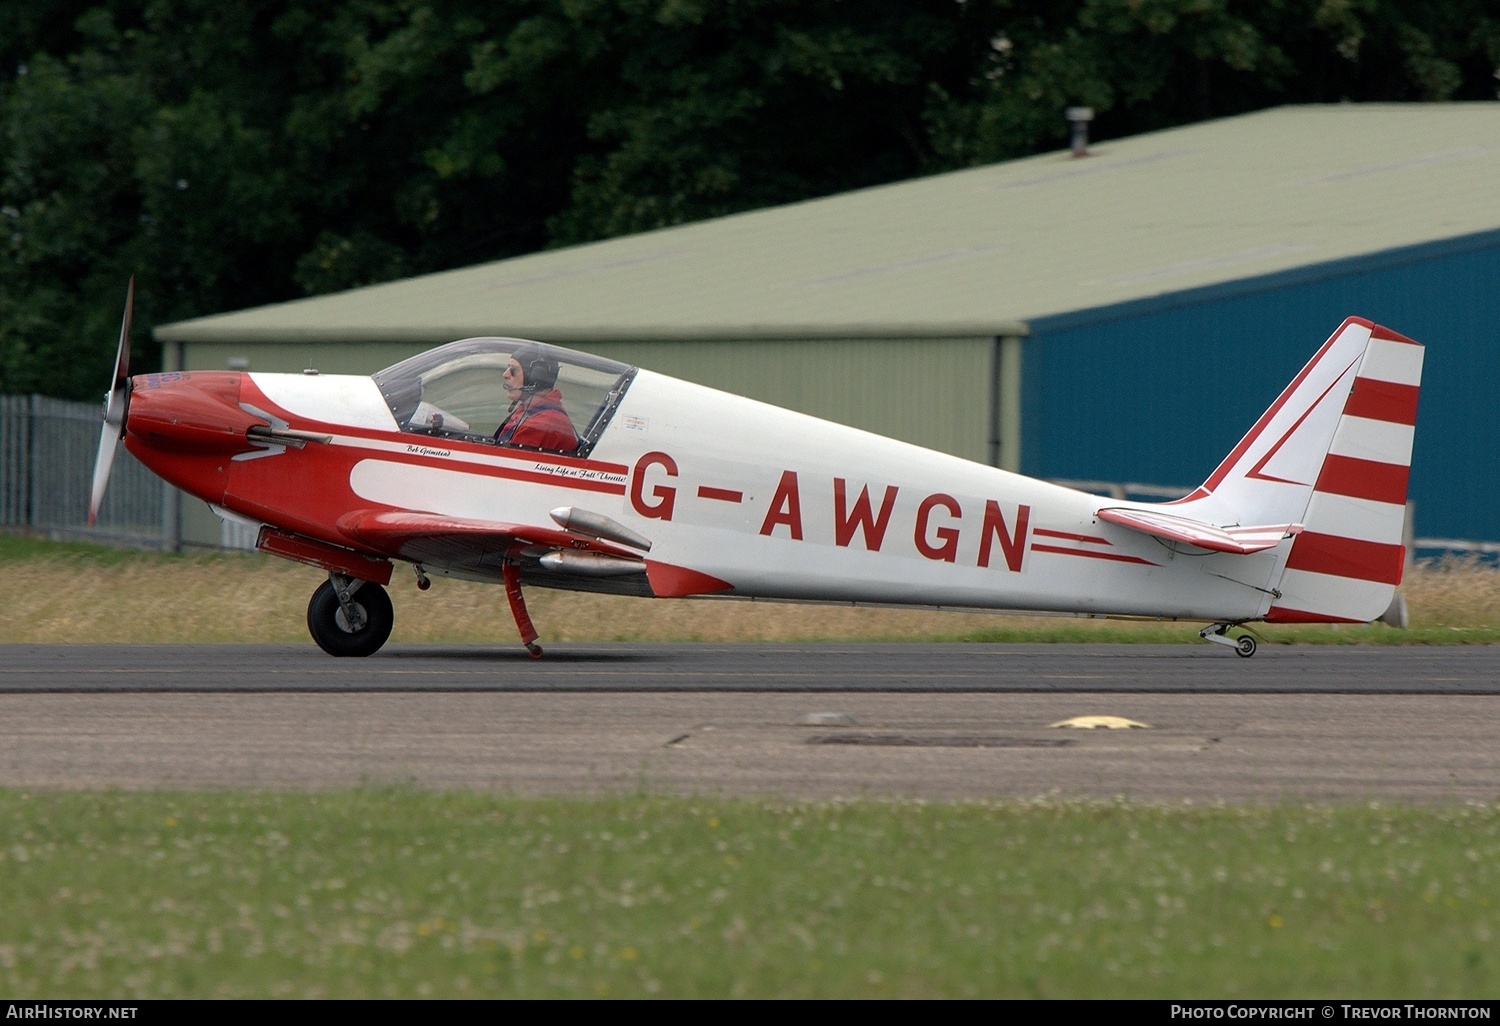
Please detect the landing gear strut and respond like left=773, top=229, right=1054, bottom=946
left=1200, top=622, right=1257, bottom=658
left=307, top=573, right=393, bottom=657
left=503, top=563, right=543, bottom=659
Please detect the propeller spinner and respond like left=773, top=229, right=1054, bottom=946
left=88, top=278, right=134, bottom=526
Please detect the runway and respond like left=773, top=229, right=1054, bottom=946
left=5, top=641, right=1500, bottom=693
left=1, top=643, right=1497, bottom=802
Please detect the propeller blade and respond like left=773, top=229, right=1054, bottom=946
left=88, top=419, right=120, bottom=527
left=89, top=278, right=134, bottom=526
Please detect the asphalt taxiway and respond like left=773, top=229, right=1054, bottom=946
left=0, top=643, right=1496, bottom=802
left=4, top=641, right=1499, bottom=694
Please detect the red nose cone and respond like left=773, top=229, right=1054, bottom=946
left=125, top=371, right=260, bottom=455
left=122, top=371, right=259, bottom=505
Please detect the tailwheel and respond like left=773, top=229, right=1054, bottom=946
left=1199, top=622, right=1257, bottom=657
left=307, top=575, right=393, bottom=657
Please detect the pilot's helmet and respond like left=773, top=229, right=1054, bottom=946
left=510, top=343, right=560, bottom=391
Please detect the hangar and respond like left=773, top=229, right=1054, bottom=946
left=157, top=103, right=1500, bottom=548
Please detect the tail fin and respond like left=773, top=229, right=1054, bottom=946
left=1175, top=317, right=1424, bottom=623
left=1266, top=320, right=1423, bottom=622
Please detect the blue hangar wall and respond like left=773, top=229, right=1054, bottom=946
left=1020, top=230, right=1500, bottom=542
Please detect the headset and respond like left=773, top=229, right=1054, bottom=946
left=510, top=344, right=559, bottom=392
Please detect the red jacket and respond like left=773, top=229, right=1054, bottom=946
left=495, top=389, right=577, bottom=452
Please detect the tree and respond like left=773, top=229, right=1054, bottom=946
left=3, top=0, right=1498, bottom=399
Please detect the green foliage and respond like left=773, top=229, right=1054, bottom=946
left=0, top=790, right=1496, bottom=997
left=3, top=0, right=1498, bottom=400
left=540, top=0, right=969, bottom=243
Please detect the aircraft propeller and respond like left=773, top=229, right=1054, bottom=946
left=88, top=278, right=134, bottom=526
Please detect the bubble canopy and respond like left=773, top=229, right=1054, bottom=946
left=373, top=338, right=636, bottom=457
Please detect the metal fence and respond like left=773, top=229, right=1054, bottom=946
left=0, top=394, right=28, bottom=528
left=0, top=393, right=175, bottom=549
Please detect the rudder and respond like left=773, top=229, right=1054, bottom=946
left=1267, top=323, right=1423, bottom=623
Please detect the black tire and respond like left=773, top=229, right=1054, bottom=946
left=307, top=580, right=393, bottom=657
left=1235, top=634, right=1257, bottom=658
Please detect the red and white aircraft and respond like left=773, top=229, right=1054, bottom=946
left=91, top=282, right=1423, bottom=658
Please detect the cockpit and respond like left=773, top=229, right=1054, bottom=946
left=373, top=338, right=636, bottom=458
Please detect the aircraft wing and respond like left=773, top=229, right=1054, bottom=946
left=337, top=508, right=730, bottom=598
left=1096, top=507, right=1302, bottom=555
left=338, top=509, right=644, bottom=566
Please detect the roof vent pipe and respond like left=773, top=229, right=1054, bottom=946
left=1065, top=106, right=1094, bottom=158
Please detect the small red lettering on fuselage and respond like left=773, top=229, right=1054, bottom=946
left=759, top=470, right=804, bottom=539
left=631, top=451, right=678, bottom=520
left=833, top=479, right=898, bottom=550
left=914, top=493, right=962, bottom=562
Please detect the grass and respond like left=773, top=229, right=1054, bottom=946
left=4, top=539, right=1496, bottom=998
left=3, top=532, right=1500, bottom=645
left=0, top=790, right=1494, bottom=998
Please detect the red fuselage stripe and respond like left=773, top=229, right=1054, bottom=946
left=1343, top=378, right=1419, bottom=426
left=256, top=404, right=631, bottom=476
left=1030, top=544, right=1156, bottom=566
left=1284, top=531, right=1404, bottom=585
left=1313, top=454, right=1409, bottom=505
left=1033, top=528, right=1110, bottom=544
left=1265, top=605, right=1365, bottom=624
left=368, top=449, right=628, bottom=495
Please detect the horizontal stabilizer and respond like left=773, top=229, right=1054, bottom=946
left=1097, top=507, right=1302, bottom=555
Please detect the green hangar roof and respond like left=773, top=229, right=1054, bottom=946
left=156, top=103, right=1500, bottom=346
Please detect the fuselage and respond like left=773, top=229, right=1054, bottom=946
left=122, top=361, right=1276, bottom=622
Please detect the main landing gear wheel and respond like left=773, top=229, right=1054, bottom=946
left=307, top=578, right=393, bottom=657
left=1235, top=634, right=1257, bottom=658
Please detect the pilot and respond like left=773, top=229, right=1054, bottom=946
left=494, top=343, right=578, bottom=452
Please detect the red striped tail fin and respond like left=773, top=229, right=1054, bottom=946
left=1266, top=322, right=1423, bottom=623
